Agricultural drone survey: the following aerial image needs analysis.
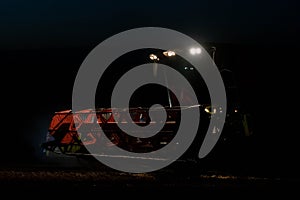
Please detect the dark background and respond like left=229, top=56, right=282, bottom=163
left=1, top=0, right=299, bottom=179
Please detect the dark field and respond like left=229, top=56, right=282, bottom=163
left=0, top=152, right=298, bottom=198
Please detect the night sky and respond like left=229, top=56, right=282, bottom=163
left=0, top=0, right=299, bottom=49
left=1, top=0, right=299, bottom=177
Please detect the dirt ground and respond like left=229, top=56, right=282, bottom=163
left=0, top=155, right=297, bottom=198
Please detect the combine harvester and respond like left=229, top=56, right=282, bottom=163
left=41, top=47, right=253, bottom=160
left=41, top=104, right=251, bottom=160
left=41, top=106, right=188, bottom=156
